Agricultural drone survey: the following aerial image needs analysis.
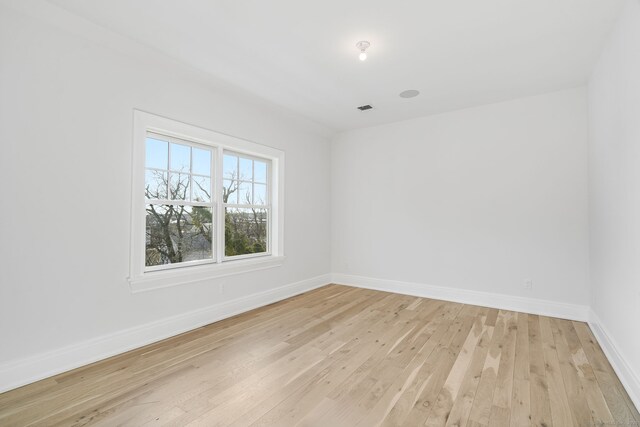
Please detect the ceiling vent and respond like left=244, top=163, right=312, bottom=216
left=357, top=104, right=373, bottom=111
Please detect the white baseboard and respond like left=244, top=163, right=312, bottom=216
left=0, top=274, right=331, bottom=394
left=332, top=273, right=590, bottom=322
left=588, top=311, right=640, bottom=412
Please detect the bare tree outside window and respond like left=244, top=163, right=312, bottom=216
left=144, top=136, right=213, bottom=267
left=223, top=153, right=269, bottom=257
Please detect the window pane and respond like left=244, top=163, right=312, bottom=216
left=145, top=169, right=167, bottom=199
left=145, top=137, right=168, bottom=169
left=146, top=204, right=213, bottom=267
left=170, top=143, right=190, bottom=172
left=254, top=183, right=267, bottom=205
left=238, top=181, right=252, bottom=204
left=254, top=160, right=267, bottom=183
left=225, top=207, right=268, bottom=256
left=239, top=157, right=253, bottom=181
left=223, top=179, right=237, bottom=204
left=169, top=172, right=190, bottom=200
left=223, top=154, right=238, bottom=179
left=192, top=176, right=211, bottom=202
left=192, top=147, right=211, bottom=176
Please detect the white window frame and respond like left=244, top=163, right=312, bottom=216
left=144, top=131, right=216, bottom=272
left=221, top=151, right=272, bottom=262
left=129, top=110, right=285, bottom=292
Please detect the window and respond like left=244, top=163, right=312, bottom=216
left=145, top=133, right=214, bottom=269
left=223, top=152, right=270, bottom=258
left=130, top=111, right=284, bottom=292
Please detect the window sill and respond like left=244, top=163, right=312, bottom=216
left=128, top=255, right=286, bottom=293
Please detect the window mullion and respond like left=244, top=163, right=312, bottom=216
left=167, top=141, right=171, bottom=201
left=189, top=146, right=193, bottom=203
left=251, top=159, right=255, bottom=205
left=215, top=146, right=224, bottom=263
left=146, top=199, right=210, bottom=208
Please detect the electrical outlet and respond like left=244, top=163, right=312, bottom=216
left=524, top=279, right=533, bottom=291
left=219, top=283, right=225, bottom=295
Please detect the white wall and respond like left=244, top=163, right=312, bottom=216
left=332, top=88, right=590, bottom=306
left=0, top=1, right=331, bottom=378
left=588, top=0, right=640, bottom=403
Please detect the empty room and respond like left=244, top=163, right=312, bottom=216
left=1, top=0, right=639, bottom=425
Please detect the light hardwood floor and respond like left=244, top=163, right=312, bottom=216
left=1, top=285, right=638, bottom=426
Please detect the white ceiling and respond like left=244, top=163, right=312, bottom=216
left=48, top=0, right=624, bottom=132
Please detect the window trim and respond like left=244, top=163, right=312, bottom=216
left=129, top=110, right=285, bottom=293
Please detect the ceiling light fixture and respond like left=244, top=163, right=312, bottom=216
left=356, top=40, right=370, bottom=61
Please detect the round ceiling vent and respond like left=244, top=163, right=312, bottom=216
left=399, top=89, right=420, bottom=98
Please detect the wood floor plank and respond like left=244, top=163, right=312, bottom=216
left=424, top=309, right=489, bottom=427
left=510, top=312, right=531, bottom=427
left=466, top=310, right=507, bottom=427
left=401, top=305, right=480, bottom=425
left=0, top=285, right=637, bottom=427
left=488, top=311, right=518, bottom=427
left=539, top=315, right=574, bottom=427
left=527, top=314, right=553, bottom=427
left=444, top=320, right=494, bottom=427
left=557, top=320, right=614, bottom=426
left=484, top=309, right=499, bottom=328
left=550, top=318, right=594, bottom=427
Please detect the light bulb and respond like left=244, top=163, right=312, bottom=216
left=356, top=41, right=370, bottom=62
